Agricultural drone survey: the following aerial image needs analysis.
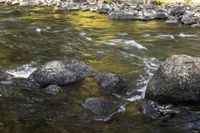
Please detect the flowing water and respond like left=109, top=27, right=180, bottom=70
left=0, top=5, right=200, bottom=133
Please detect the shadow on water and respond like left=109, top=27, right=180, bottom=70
left=0, top=5, right=200, bottom=133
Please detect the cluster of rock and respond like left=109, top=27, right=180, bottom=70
left=0, top=59, right=127, bottom=121
left=57, top=2, right=200, bottom=28
left=0, top=0, right=61, bottom=6
left=1, top=0, right=200, bottom=27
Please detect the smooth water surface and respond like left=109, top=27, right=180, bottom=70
left=0, top=5, right=200, bottom=133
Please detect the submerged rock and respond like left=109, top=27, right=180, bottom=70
left=94, top=73, right=127, bottom=96
left=0, top=71, right=13, bottom=81
left=12, top=77, right=40, bottom=90
left=142, top=100, right=200, bottom=132
left=31, top=60, right=96, bottom=87
left=0, top=80, right=14, bottom=97
left=82, top=97, right=119, bottom=121
left=43, top=85, right=60, bottom=95
left=145, top=54, right=200, bottom=104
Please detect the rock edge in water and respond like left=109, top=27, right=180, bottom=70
left=1, top=0, right=200, bottom=28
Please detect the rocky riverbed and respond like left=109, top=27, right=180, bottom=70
left=0, top=0, right=200, bottom=28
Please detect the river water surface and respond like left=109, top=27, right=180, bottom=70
left=0, top=5, right=200, bottom=133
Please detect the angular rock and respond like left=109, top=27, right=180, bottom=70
left=30, top=60, right=96, bottom=87
left=145, top=54, right=200, bottom=103
left=181, top=13, right=199, bottom=25
left=94, top=73, right=127, bottom=95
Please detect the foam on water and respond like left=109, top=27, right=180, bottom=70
left=122, top=54, right=160, bottom=102
left=143, top=33, right=199, bottom=40
left=154, top=34, right=175, bottom=40
left=103, top=39, right=147, bottom=50
left=79, top=32, right=93, bottom=42
left=178, top=33, right=198, bottom=38
left=6, top=63, right=37, bottom=78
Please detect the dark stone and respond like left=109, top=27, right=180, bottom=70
left=0, top=80, right=14, bottom=97
left=145, top=54, right=200, bottom=104
left=12, top=77, right=40, bottom=90
left=142, top=100, right=200, bottom=132
left=94, top=73, right=127, bottom=95
left=154, top=8, right=168, bottom=19
left=30, top=60, right=96, bottom=87
left=181, top=13, right=198, bottom=25
left=82, top=97, right=118, bottom=121
left=43, top=85, right=60, bottom=95
left=0, top=71, right=13, bottom=81
left=169, top=6, right=190, bottom=16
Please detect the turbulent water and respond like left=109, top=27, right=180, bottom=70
left=0, top=5, right=200, bottom=133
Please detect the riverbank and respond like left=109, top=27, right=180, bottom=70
left=0, top=1, right=200, bottom=28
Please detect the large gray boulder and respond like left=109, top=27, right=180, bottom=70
left=30, top=60, right=96, bottom=87
left=145, top=54, right=200, bottom=103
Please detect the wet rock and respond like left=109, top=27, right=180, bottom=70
left=31, top=60, right=96, bottom=87
left=109, top=11, right=136, bottom=20
left=169, top=6, right=190, bottom=16
left=154, top=8, right=168, bottom=19
left=181, top=13, right=199, bottom=25
left=165, top=16, right=179, bottom=24
left=0, top=71, right=13, bottom=81
left=12, top=77, right=40, bottom=90
left=138, top=10, right=155, bottom=20
left=94, top=73, right=127, bottom=96
left=82, top=97, right=118, bottom=121
left=97, top=3, right=115, bottom=14
left=59, top=4, right=80, bottom=12
left=145, top=54, right=200, bottom=104
left=80, top=2, right=91, bottom=11
left=0, top=80, right=14, bottom=97
left=142, top=100, right=200, bottom=132
left=43, top=85, right=60, bottom=95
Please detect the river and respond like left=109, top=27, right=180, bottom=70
left=0, top=5, right=200, bottom=133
